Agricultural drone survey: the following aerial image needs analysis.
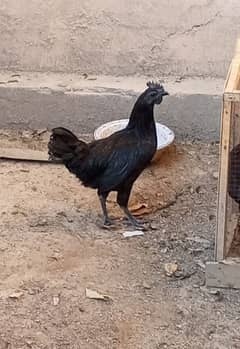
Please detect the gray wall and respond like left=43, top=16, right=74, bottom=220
left=0, top=0, right=239, bottom=78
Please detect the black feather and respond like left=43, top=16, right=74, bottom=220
left=48, top=127, right=88, bottom=161
left=228, top=144, right=240, bottom=205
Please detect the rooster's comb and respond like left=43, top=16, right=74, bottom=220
left=146, top=81, right=164, bottom=90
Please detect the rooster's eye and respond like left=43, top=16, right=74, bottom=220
left=149, top=91, right=157, bottom=97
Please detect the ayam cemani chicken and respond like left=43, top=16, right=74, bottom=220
left=228, top=144, right=240, bottom=209
left=48, top=81, right=169, bottom=228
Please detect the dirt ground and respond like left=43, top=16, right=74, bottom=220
left=0, top=131, right=240, bottom=349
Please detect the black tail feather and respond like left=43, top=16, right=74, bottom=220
left=48, top=127, right=88, bottom=161
left=51, top=127, right=79, bottom=141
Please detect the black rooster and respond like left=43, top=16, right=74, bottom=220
left=48, top=81, right=169, bottom=227
left=228, top=144, right=240, bottom=209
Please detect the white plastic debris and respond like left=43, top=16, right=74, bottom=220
left=85, top=288, right=110, bottom=301
left=123, top=231, right=144, bottom=238
left=53, top=295, right=60, bottom=306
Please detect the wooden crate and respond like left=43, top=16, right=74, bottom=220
left=206, top=39, right=240, bottom=288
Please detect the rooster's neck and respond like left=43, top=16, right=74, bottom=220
left=127, top=102, right=155, bottom=134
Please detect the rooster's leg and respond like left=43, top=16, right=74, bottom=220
left=98, top=191, right=114, bottom=226
left=117, top=186, right=145, bottom=228
left=121, top=207, right=145, bottom=228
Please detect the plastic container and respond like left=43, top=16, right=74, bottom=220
left=94, top=119, right=175, bottom=161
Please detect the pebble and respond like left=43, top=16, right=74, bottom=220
left=142, top=282, right=152, bottom=289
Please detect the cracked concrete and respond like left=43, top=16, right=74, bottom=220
left=0, top=1, right=239, bottom=78
left=161, top=11, right=221, bottom=43
left=181, top=11, right=221, bottom=35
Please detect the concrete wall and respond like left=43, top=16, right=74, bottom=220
left=0, top=0, right=239, bottom=78
left=0, top=73, right=223, bottom=141
left=0, top=86, right=221, bottom=142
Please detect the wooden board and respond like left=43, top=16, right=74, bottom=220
left=224, top=92, right=240, bottom=102
left=206, top=259, right=240, bottom=289
left=207, top=38, right=240, bottom=288
left=216, top=100, right=232, bottom=260
left=225, top=59, right=240, bottom=93
left=225, top=39, right=240, bottom=93
left=0, top=147, right=61, bottom=163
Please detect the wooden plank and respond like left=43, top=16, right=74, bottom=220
left=233, top=39, right=240, bottom=89
left=225, top=59, right=240, bottom=93
left=220, top=39, right=240, bottom=258
left=224, top=93, right=240, bottom=102
left=206, top=259, right=240, bottom=289
left=234, top=38, right=240, bottom=59
left=216, top=100, right=232, bottom=260
left=225, top=38, right=240, bottom=92
left=224, top=61, right=233, bottom=91
left=0, top=147, right=61, bottom=163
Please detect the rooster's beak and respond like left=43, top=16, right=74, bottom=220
left=162, top=91, right=169, bottom=96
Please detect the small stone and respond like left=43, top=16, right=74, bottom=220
left=207, top=326, right=216, bottom=338
left=208, top=289, right=220, bottom=295
left=22, top=130, right=33, bottom=139
left=11, top=210, right=19, bottom=215
left=159, top=240, right=167, bottom=248
left=161, top=247, right=168, bottom=254
left=53, top=295, right=60, bottom=306
left=208, top=289, right=224, bottom=301
left=30, top=218, right=48, bottom=227
left=157, top=343, right=168, bottom=349
left=142, top=282, right=151, bottom=289
left=7, top=79, right=19, bottom=83
left=213, top=172, right=219, bottom=179
left=164, top=263, right=178, bottom=276
left=196, top=260, right=206, bottom=269
left=87, top=76, right=97, bottom=81
left=8, top=291, right=24, bottom=299
left=28, top=289, right=36, bottom=295
left=26, top=340, right=34, bottom=348
left=150, top=223, right=158, bottom=230
left=195, top=185, right=202, bottom=194
left=193, top=284, right=200, bottom=288
left=209, top=214, right=215, bottom=221
left=175, top=76, right=184, bottom=83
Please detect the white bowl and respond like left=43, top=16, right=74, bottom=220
left=94, top=119, right=175, bottom=160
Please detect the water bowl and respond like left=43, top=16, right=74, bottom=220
left=94, top=119, right=175, bottom=162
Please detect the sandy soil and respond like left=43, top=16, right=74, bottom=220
left=0, top=132, right=240, bottom=349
